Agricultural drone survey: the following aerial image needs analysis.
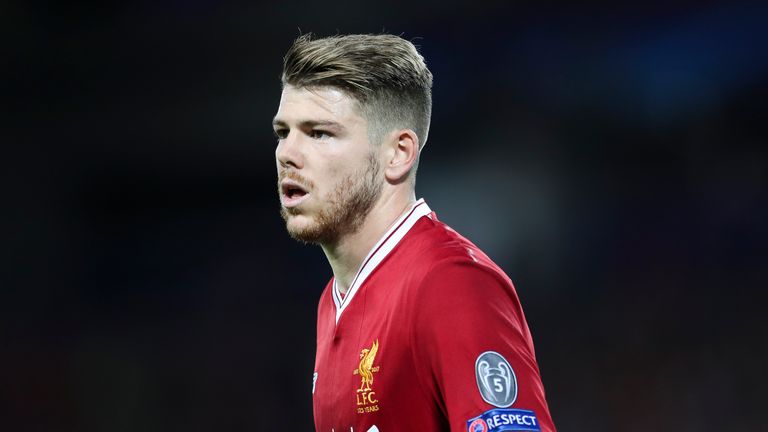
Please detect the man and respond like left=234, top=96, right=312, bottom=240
left=273, top=33, right=556, bottom=432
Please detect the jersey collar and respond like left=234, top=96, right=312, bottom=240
left=332, top=198, right=432, bottom=324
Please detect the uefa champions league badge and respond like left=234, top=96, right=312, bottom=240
left=466, top=408, right=541, bottom=432
left=469, top=352, right=539, bottom=431
left=475, top=351, right=517, bottom=407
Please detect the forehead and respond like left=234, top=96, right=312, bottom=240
left=274, top=85, right=364, bottom=126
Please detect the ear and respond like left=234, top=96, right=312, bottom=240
left=383, top=129, right=419, bottom=184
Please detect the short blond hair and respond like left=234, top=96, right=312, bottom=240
left=281, top=33, right=433, bottom=148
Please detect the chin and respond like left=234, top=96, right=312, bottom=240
left=284, top=216, right=320, bottom=243
left=285, top=213, right=310, bottom=230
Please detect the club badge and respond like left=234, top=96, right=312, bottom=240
left=475, top=351, right=517, bottom=408
left=353, top=339, right=380, bottom=414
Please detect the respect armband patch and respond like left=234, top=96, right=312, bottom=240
left=466, top=408, right=541, bottom=432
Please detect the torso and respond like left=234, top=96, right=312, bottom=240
left=312, top=200, right=556, bottom=432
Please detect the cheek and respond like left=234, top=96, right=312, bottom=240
left=313, top=145, right=372, bottom=193
left=319, top=160, right=349, bottom=184
left=326, top=165, right=346, bottom=179
left=315, top=171, right=342, bottom=197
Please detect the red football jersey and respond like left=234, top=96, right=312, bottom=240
left=313, top=199, right=556, bottom=432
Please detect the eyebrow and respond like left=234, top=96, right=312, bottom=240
left=272, top=118, right=346, bottom=131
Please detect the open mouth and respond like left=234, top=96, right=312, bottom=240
left=280, top=179, right=310, bottom=207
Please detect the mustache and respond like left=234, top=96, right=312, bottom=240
left=277, top=170, right=315, bottom=191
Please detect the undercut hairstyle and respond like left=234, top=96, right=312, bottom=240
left=281, top=33, right=433, bottom=150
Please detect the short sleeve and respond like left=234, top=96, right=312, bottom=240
left=410, top=259, right=555, bottom=432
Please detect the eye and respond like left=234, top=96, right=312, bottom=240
left=309, top=129, right=332, bottom=140
left=273, top=128, right=288, bottom=140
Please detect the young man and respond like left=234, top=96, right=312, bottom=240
left=273, top=34, right=556, bottom=432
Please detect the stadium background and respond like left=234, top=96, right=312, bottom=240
left=4, top=1, right=766, bottom=430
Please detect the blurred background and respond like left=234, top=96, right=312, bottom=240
left=3, top=1, right=767, bottom=430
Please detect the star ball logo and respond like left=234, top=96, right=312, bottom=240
left=468, top=419, right=488, bottom=432
left=353, top=339, right=380, bottom=414
left=466, top=409, right=541, bottom=432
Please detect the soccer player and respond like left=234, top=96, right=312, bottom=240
left=273, top=34, right=556, bottom=432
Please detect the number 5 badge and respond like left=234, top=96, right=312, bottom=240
left=475, top=351, right=518, bottom=408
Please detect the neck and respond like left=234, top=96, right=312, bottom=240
left=322, top=191, right=416, bottom=294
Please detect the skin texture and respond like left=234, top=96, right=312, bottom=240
left=273, top=85, right=420, bottom=293
left=274, top=86, right=382, bottom=245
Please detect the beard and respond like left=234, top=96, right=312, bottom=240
left=279, top=152, right=383, bottom=245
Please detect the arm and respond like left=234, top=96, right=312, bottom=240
left=410, top=259, right=556, bottom=432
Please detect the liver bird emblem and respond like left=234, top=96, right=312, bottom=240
left=357, top=339, right=379, bottom=392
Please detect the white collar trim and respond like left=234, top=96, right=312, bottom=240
left=332, top=199, right=432, bottom=324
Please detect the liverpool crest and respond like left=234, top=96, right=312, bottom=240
left=353, top=339, right=380, bottom=413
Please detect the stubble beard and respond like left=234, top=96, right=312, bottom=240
left=280, top=153, right=383, bottom=245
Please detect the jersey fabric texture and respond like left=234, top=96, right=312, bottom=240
left=312, top=199, right=556, bottom=432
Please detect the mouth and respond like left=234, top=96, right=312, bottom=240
left=280, top=179, right=310, bottom=208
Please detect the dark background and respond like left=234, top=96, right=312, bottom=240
left=4, top=1, right=767, bottom=431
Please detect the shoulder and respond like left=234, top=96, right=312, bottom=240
left=405, top=222, right=533, bottom=357
left=405, top=216, right=513, bottom=293
left=415, top=258, right=519, bottom=318
left=400, top=217, right=519, bottom=314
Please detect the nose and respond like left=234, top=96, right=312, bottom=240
left=275, top=131, right=304, bottom=169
